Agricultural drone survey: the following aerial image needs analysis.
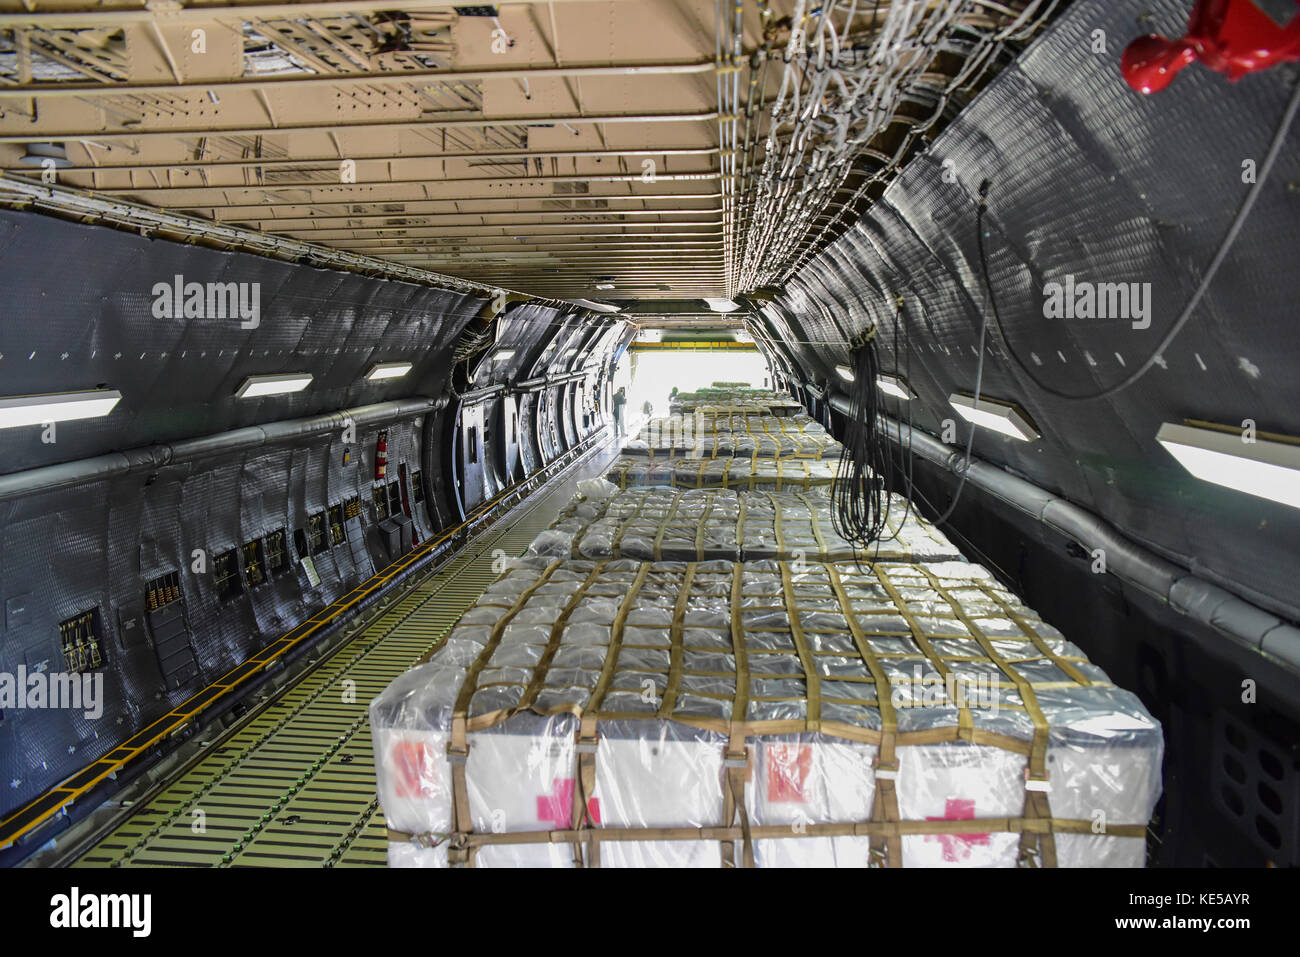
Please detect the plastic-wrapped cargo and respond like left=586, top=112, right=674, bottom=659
left=623, top=432, right=842, bottom=460
left=527, top=486, right=964, bottom=563
left=669, top=390, right=804, bottom=416
left=623, top=413, right=841, bottom=460
left=372, top=558, right=1162, bottom=868
left=605, top=454, right=844, bottom=490
left=639, top=411, right=827, bottom=436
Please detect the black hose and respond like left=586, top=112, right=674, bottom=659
left=979, top=73, right=1300, bottom=402
left=829, top=326, right=893, bottom=554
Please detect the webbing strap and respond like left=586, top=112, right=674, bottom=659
left=799, top=492, right=830, bottom=557
left=447, top=561, right=561, bottom=866
left=657, top=563, right=697, bottom=718
left=771, top=491, right=787, bottom=557
left=874, top=565, right=975, bottom=739
left=975, top=579, right=1093, bottom=687
left=915, top=566, right=1058, bottom=867
left=574, top=564, right=652, bottom=866
left=695, top=502, right=713, bottom=560
left=517, top=563, right=606, bottom=711
left=652, top=495, right=683, bottom=561
left=610, top=500, right=645, bottom=559
left=737, top=496, right=749, bottom=557
left=778, top=563, right=821, bottom=732
left=391, top=816, right=1145, bottom=847
left=826, top=563, right=901, bottom=866
left=722, top=564, right=753, bottom=867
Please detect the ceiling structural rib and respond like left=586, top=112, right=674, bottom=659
left=0, top=0, right=736, bottom=298
left=0, top=147, right=720, bottom=173
left=0, top=0, right=1052, bottom=301
left=0, top=112, right=720, bottom=144
left=0, top=0, right=649, bottom=28
left=176, top=192, right=726, bottom=215
left=0, top=60, right=717, bottom=99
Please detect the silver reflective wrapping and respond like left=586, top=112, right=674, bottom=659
left=605, top=455, right=846, bottom=490
left=669, top=390, right=805, bottom=416
left=622, top=412, right=843, bottom=460
left=528, top=486, right=964, bottom=563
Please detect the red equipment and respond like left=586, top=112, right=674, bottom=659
left=1122, top=0, right=1300, bottom=94
left=375, top=430, right=388, bottom=480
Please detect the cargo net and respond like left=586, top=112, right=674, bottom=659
left=606, top=455, right=844, bottom=490
left=527, top=485, right=964, bottom=563
left=372, top=559, right=1162, bottom=868
left=623, top=413, right=842, bottom=460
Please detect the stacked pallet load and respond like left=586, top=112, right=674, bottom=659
left=670, top=388, right=804, bottom=416
left=624, top=411, right=842, bottom=460
left=372, top=558, right=1162, bottom=867
left=605, top=454, right=843, bottom=490
left=526, top=484, right=963, bottom=563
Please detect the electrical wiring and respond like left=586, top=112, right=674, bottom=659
left=829, top=323, right=896, bottom=555
left=728, top=0, right=1059, bottom=295
left=914, top=181, right=996, bottom=528
left=734, top=0, right=1057, bottom=295
left=977, top=73, right=1300, bottom=402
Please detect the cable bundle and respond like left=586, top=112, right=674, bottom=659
left=830, top=327, right=894, bottom=552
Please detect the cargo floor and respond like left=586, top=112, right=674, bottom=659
left=68, top=440, right=623, bottom=868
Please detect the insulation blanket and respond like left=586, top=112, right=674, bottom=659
left=372, top=559, right=1162, bottom=867
left=527, top=486, right=964, bottom=563
left=606, top=455, right=843, bottom=490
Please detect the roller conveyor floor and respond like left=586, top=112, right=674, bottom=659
left=68, top=443, right=622, bottom=869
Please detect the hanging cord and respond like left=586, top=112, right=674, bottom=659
left=920, top=179, right=996, bottom=528
left=830, top=324, right=895, bottom=554
left=979, top=73, right=1300, bottom=402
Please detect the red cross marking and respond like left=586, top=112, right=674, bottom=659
left=925, top=797, right=990, bottom=862
left=536, top=777, right=601, bottom=826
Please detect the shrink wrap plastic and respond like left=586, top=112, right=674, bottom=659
left=622, top=414, right=841, bottom=460
left=606, top=455, right=844, bottom=490
left=528, top=486, right=964, bottom=563
left=373, top=559, right=1162, bottom=867
left=670, top=391, right=805, bottom=416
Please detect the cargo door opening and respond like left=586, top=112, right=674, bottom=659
left=616, top=336, right=771, bottom=437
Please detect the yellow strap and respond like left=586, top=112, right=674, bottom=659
left=800, top=491, right=829, bottom=556
left=581, top=563, right=653, bottom=734
left=779, top=562, right=821, bottom=732
left=517, top=562, right=606, bottom=711
left=657, top=563, right=696, bottom=717
left=652, top=494, right=683, bottom=561
left=874, top=565, right=975, bottom=739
